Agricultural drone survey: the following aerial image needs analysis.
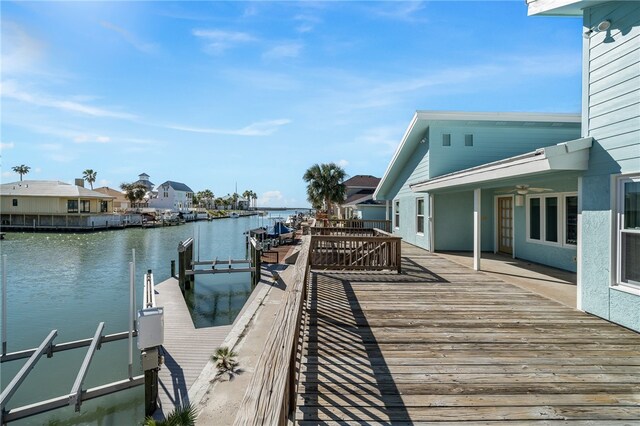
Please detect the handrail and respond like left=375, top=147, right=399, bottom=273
left=310, top=226, right=376, bottom=236
left=326, top=219, right=392, bottom=233
left=310, top=234, right=402, bottom=273
left=234, top=235, right=311, bottom=425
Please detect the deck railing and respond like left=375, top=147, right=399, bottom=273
left=234, top=236, right=311, bottom=425
left=309, top=230, right=401, bottom=273
left=310, top=226, right=376, bottom=237
left=326, top=218, right=392, bottom=233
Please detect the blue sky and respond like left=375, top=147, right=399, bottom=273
left=1, top=1, right=582, bottom=207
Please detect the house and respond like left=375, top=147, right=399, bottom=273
left=339, top=175, right=385, bottom=220
left=374, top=0, right=639, bottom=333
left=94, top=186, right=129, bottom=211
left=525, top=0, right=640, bottom=332
left=374, top=111, right=583, bottom=256
left=0, top=180, right=117, bottom=229
left=132, top=173, right=154, bottom=192
left=149, top=181, right=194, bottom=212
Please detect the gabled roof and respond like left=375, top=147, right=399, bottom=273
left=343, top=175, right=381, bottom=189
left=1, top=181, right=114, bottom=199
left=373, top=111, right=581, bottom=200
left=158, top=180, right=193, bottom=193
left=94, top=186, right=127, bottom=200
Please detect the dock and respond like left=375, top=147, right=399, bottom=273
left=153, top=277, right=232, bottom=417
left=295, top=243, right=640, bottom=423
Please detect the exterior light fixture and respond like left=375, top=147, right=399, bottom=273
left=584, top=19, right=611, bottom=38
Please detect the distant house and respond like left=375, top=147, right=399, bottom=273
left=0, top=180, right=117, bottom=229
left=339, top=175, right=384, bottom=220
left=133, top=173, right=154, bottom=192
left=524, top=0, right=640, bottom=333
left=94, top=186, right=129, bottom=211
left=149, top=181, right=194, bottom=212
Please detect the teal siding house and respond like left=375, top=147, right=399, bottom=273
left=374, top=0, right=639, bottom=332
left=529, top=0, right=640, bottom=331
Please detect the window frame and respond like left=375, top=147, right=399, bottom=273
left=394, top=200, right=400, bottom=229
left=12, top=198, right=18, bottom=207
left=100, top=200, right=109, bottom=213
left=615, top=174, right=640, bottom=291
left=465, top=134, right=473, bottom=147
left=80, top=200, right=91, bottom=213
left=416, top=198, right=425, bottom=235
left=442, top=133, right=451, bottom=147
left=526, top=192, right=577, bottom=249
left=67, top=199, right=79, bottom=213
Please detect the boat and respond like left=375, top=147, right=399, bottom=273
left=230, top=212, right=240, bottom=218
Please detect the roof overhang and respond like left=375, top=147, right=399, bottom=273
left=410, top=137, right=592, bottom=193
left=526, top=0, right=607, bottom=16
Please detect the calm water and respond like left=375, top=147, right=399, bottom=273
left=0, top=211, right=300, bottom=425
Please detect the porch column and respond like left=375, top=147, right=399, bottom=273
left=385, top=200, right=390, bottom=221
left=473, top=188, right=481, bottom=271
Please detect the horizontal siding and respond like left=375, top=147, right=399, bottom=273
left=589, top=102, right=640, bottom=130
left=589, top=89, right=639, bottom=116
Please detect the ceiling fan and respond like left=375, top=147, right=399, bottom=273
left=496, top=184, right=553, bottom=195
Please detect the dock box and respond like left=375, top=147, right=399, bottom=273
left=137, top=307, right=164, bottom=350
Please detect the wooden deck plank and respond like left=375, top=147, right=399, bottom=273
left=295, top=242, right=640, bottom=424
left=154, top=277, right=232, bottom=416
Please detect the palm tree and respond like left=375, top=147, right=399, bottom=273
left=303, top=163, right=347, bottom=214
left=12, top=165, right=30, bottom=181
left=200, top=189, right=214, bottom=209
left=231, top=192, right=239, bottom=210
left=82, top=169, right=97, bottom=189
left=242, top=190, right=252, bottom=210
left=211, top=346, right=239, bottom=379
left=120, top=182, right=147, bottom=208
left=252, top=191, right=258, bottom=209
left=144, top=403, right=196, bottom=425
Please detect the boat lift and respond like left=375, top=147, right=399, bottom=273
left=0, top=252, right=163, bottom=424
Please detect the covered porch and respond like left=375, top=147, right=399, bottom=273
left=410, top=138, right=591, bottom=281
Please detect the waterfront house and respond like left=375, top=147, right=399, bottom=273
left=133, top=173, right=154, bottom=192
left=149, top=181, right=194, bottom=212
left=0, top=180, right=118, bottom=229
left=524, top=0, right=640, bottom=332
left=94, top=186, right=129, bottom=212
left=338, top=175, right=385, bottom=220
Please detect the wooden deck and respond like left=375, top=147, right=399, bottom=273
left=154, top=277, right=232, bottom=417
left=296, top=243, right=640, bottom=424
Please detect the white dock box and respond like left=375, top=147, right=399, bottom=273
left=137, top=307, right=164, bottom=350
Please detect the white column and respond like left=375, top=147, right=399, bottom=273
left=473, top=188, right=481, bottom=271
left=385, top=200, right=390, bottom=221
left=429, top=194, right=435, bottom=252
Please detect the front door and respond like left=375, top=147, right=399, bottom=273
left=497, top=197, right=513, bottom=255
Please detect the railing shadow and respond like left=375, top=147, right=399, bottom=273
left=298, top=271, right=412, bottom=424
left=157, top=348, right=188, bottom=413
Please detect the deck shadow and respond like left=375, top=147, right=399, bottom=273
left=298, top=271, right=411, bottom=424
left=158, top=348, right=189, bottom=409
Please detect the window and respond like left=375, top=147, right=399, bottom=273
left=12, top=199, right=18, bottom=207
left=465, top=134, right=473, bottom=146
left=442, top=133, right=451, bottom=147
left=617, top=176, right=640, bottom=288
left=67, top=200, right=78, bottom=213
left=527, top=194, right=576, bottom=247
left=416, top=198, right=425, bottom=234
left=394, top=200, right=400, bottom=228
left=529, top=198, right=541, bottom=240
left=565, top=196, right=578, bottom=245
left=163, top=190, right=169, bottom=198
left=545, top=197, right=559, bottom=243
left=100, top=201, right=108, bottom=213
left=80, top=200, right=91, bottom=213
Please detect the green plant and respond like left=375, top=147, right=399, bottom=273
left=144, top=403, right=196, bottom=425
left=211, top=346, right=238, bottom=378
left=12, top=164, right=30, bottom=181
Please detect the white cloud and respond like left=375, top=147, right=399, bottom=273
left=0, top=142, right=15, bottom=150
left=369, top=1, right=427, bottom=22
left=1, top=21, right=45, bottom=75
left=98, top=179, right=110, bottom=187
left=101, top=21, right=157, bottom=54
left=73, top=134, right=111, bottom=144
left=166, top=119, right=291, bottom=136
left=39, top=143, right=63, bottom=151
left=294, top=14, right=322, bottom=33
left=263, top=42, right=303, bottom=60
left=355, top=126, right=402, bottom=156
left=259, top=190, right=284, bottom=207
left=192, top=29, right=257, bottom=54
left=0, top=80, right=136, bottom=120
left=2, top=171, right=13, bottom=178
left=337, top=159, right=349, bottom=168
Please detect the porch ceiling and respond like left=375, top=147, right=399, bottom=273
left=410, top=137, right=592, bottom=193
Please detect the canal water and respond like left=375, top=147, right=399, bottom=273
left=0, top=211, right=301, bottom=425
